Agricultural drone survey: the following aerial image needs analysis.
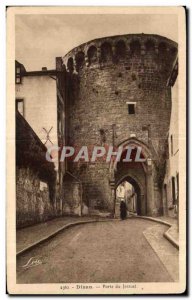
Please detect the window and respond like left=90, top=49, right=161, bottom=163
left=170, top=134, right=173, bottom=156
left=128, top=104, right=135, bottom=114
left=16, top=67, right=21, bottom=74
left=176, top=173, right=179, bottom=203
left=16, top=77, right=21, bottom=84
left=163, top=184, right=168, bottom=214
left=16, top=99, right=24, bottom=116
left=15, top=66, right=21, bottom=84
left=58, top=119, right=62, bottom=133
left=172, top=177, right=176, bottom=204
left=126, top=102, right=136, bottom=115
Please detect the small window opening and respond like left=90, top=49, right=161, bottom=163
left=16, top=99, right=24, bottom=116
left=16, top=67, right=22, bottom=84
left=127, top=103, right=135, bottom=115
left=170, top=134, right=173, bottom=156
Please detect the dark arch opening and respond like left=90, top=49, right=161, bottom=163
left=67, top=57, right=74, bottom=73
left=114, top=146, right=147, bottom=217
left=130, top=40, right=141, bottom=56
left=101, top=42, right=113, bottom=62
left=75, top=51, right=85, bottom=72
left=87, top=45, right=97, bottom=64
left=145, top=39, right=155, bottom=52
left=115, top=176, right=142, bottom=216
left=115, top=40, right=126, bottom=59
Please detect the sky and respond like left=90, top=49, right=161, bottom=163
left=15, top=13, right=178, bottom=71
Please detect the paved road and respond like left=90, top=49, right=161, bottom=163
left=17, top=219, right=174, bottom=283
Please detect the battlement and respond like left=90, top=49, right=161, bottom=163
left=63, top=34, right=178, bottom=75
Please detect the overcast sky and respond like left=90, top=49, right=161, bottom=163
left=16, top=14, right=178, bottom=71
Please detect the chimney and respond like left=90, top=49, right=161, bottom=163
left=56, top=57, right=66, bottom=71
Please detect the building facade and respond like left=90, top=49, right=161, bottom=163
left=15, top=61, right=59, bottom=166
left=163, top=60, right=179, bottom=218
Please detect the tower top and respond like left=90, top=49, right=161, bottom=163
left=63, top=33, right=178, bottom=74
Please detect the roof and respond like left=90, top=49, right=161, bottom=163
left=16, top=60, right=26, bottom=73
left=15, top=60, right=64, bottom=77
left=16, top=111, right=56, bottom=183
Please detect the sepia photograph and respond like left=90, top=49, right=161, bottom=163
left=6, top=6, right=186, bottom=295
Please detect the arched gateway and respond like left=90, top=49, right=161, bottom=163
left=109, top=138, right=156, bottom=217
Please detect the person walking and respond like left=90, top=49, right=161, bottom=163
left=120, top=199, right=127, bottom=220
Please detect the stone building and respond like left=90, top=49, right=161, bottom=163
left=59, top=33, right=178, bottom=217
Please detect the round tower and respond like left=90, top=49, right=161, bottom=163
left=62, top=34, right=178, bottom=217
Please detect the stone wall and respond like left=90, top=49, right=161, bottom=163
left=16, top=167, right=55, bottom=228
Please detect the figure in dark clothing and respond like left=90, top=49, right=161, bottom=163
left=120, top=200, right=127, bottom=220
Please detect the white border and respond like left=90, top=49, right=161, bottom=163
left=1, top=0, right=191, bottom=298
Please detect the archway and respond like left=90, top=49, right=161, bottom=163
left=109, top=138, right=153, bottom=217
left=115, top=175, right=143, bottom=218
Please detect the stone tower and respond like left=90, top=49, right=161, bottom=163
left=62, top=34, right=178, bottom=217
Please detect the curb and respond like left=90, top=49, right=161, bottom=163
left=133, top=215, right=179, bottom=250
left=163, top=227, right=179, bottom=250
left=16, top=219, right=109, bottom=257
